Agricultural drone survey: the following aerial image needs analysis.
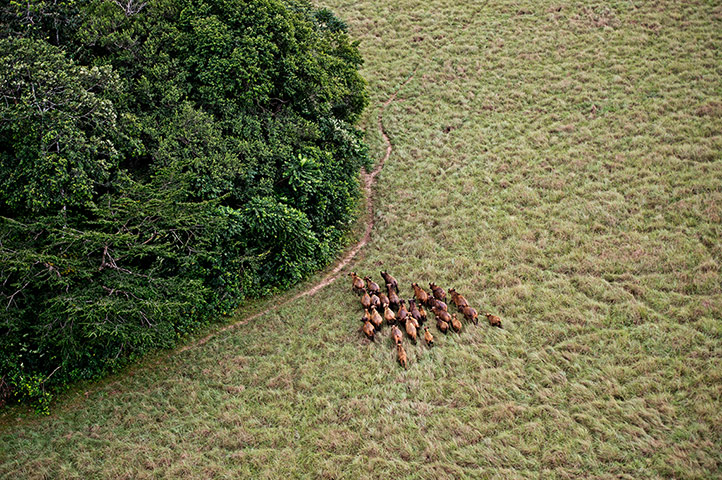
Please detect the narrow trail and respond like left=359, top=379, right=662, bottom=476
left=180, top=74, right=415, bottom=353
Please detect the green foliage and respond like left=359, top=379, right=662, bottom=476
left=0, top=0, right=368, bottom=410
left=0, top=37, right=120, bottom=213
left=8, top=372, right=52, bottom=415
left=0, top=171, right=222, bottom=389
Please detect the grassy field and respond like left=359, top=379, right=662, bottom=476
left=2, top=0, right=721, bottom=478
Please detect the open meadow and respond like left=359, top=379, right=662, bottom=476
left=1, top=0, right=720, bottom=478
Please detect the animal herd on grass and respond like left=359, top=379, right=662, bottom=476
left=349, top=271, right=502, bottom=368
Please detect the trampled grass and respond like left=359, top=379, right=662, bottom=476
left=1, top=0, right=721, bottom=478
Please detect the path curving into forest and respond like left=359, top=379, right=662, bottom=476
left=180, top=74, right=415, bottom=353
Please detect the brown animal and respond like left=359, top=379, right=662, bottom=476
left=405, top=318, right=417, bottom=342
left=431, top=305, right=452, bottom=324
left=450, top=313, right=462, bottom=333
left=411, top=282, right=431, bottom=306
left=370, top=306, right=383, bottom=329
left=384, top=306, right=396, bottom=325
left=448, top=288, right=469, bottom=311
left=430, top=298, right=448, bottom=312
left=362, top=308, right=372, bottom=323
left=409, top=299, right=423, bottom=325
left=391, top=325, right=403, bottom=345
left=408, top=313, right=420, bottom=330
left=485, top=312, right=502, bottom=328
left=370, top=294, right=381, bottom=310
left=436, top=318, right=449, bottom=333
left=379, top=292, right=390, bottom=310
left=364, top=276, right=380, bottom=295
left=460, top=305, right=479, bottom=325
left=388, top=288, right=400, bottom=310
left=380, top=271, right=398, bottom=292
left=429, top=282, right=446, bottom=302
left=418, top=305, right=428, bottom=324
left=349, top=272, right=365, bottom=294
left=362, top=320, right=375, bottom=340
left=423, top=326, right=434, bottom=347
left=397, top=341, right=408, bottom=368
left=360, top=289, right=371, bottom=310
left=397, top=300, right=409, bottom=322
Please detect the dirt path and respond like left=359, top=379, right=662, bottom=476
left=180, top=75, right=415, bottom=353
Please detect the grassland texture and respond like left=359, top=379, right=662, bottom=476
left=1, top=0, right=721, bottom=478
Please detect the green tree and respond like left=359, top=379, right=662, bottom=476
left=0, top=37, right=120, bottom=214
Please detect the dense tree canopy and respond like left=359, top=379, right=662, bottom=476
left=0, top=0, right=368, bottom=412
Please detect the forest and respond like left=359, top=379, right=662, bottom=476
left=0, top=0, right=368, bottom=412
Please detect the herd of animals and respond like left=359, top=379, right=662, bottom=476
left=349, top=271, right=502, bottom=368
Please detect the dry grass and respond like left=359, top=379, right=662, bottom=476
left=1, top=0, right=721, bottom=478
